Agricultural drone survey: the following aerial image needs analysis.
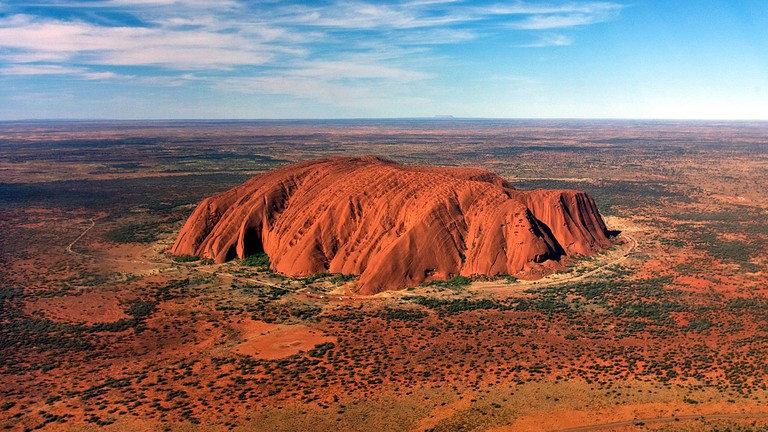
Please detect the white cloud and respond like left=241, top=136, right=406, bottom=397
left=278, top=2, right=468, bottom=30
left=0, top=63, right=133, bottom=80
left=138, top=73, right=199, bottom=86
left=29, top=0, right=239, bottom=9
left=289, top=60, right=432, bottom=81
left=99, top=47, right=272, bottom=69
left=0, top=64, right=83, bottom=75
left=0, top=0, right=624, bottom=112
left=0, top=14, right=278, bottom=68
left=480, top=2, right=622, bottom=16
left=395, top=27, right=478, bottom=45
left=105, top=0, right=238, bottom=6
left=519, top=33, right=573, bottom=47
left=404, top=0, right=462, bottom=6
left=512, top=13, right=600, bottom=30
left=506, top=3, right=623, bottom=30
left=213, top=55, right=434, bottom=107
left=215, top=75, right=376, bottom=106
left=0, top=1, right=624, bottom=73
left=273, top=1, right=623, bottom=31
left=82, top=71, right=133, bottom=79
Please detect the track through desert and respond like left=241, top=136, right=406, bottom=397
left=65, top=218, right=95, bottom=257
left=67, top=215, right=637, bottom=298
left=476, top=233, right=637, bottom=292
left=193, top=267, right=385, bottom=301
left=195, top=267, right=287, bottom=291
left=66, top=217, right=166, bottom=268
left=196, top=233, right=637, bottom=301
left=66, top=216, right=375, bottom=298
left=529, top=233, right=637, bottom=286
left=553, top=411, right=768, bottom=432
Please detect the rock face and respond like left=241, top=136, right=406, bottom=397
left=172, top=156, right=612, bottom=294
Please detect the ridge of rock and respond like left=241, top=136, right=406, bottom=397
left=172, top=156, right=613, bottom=294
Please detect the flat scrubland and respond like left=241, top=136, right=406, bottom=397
left=1, top=120, right=767, bottom=431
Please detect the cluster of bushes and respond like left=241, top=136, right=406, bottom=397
left=307, top=342, right=335, bottom=358
left=290, top=306, right=322, bottom=320
left=126, top=299, right=156, bottom=318
left=380, top=308, right=427, bottom=321
left=514, top=296, right=571, bottom=315
left=240, top=252, right=269, bottom=268
left=105, top=221, right=163, bottom=244
left=329, top=273, right=356, bottom=284
left=172, top=255, right=199, bottom=263
left=239, top=284, right=289, bottom=300
left=423, top=275, right=472, bottom=288
left=404, top=296, right=510, bottom=314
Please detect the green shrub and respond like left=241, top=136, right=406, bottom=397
left=308, top=342, right=335, bottom=358
left=172, top=255, right=199, bottom=263
left=105, top=222, right=162, bottom=244
left=126, top=300, right=156, bottom=318
left=424, top=275, right=473, bottom=288
left=329, top=274, right=356, bottom=284
left=241, top=253, right=270, bottom=268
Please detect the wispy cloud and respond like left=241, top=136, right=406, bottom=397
left=519, top=33, right=574, bottom=47
left=511, top=13, right=613, bottom=30
left=0, top=63, right=133, bottom=80
left=271, top=1, right=622, bottom=31
left=289, top=60, right=432, bottom=81
left=0, top=14, right=280, bottom=68
left=0, top=64, right=83, bottom=75
left=105, top=0, right=239, bottom=7
left=0, top=0, right=624, bottom=109
left=276, top=2, right=468, bottom=30
left=480, top=2, right=622, bottom=16
left=82, top=70, right=133, bottom=79
left=504, top=2, right=623, bottom=29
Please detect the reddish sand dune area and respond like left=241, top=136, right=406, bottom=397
left=24, top=291, right=128, bottom=324
left=232, top=319, right=335, bottom=360
left=173, top=156, right=612, bottom=294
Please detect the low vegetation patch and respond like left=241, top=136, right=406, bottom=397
left=172, top=254, right=200, bottom=263
left=423, top=275, right=473, bottom=288
left=241, top=252, right=270, bottom=268
left=105, top=221, right=163, bottom=243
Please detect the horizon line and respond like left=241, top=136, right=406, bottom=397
left=2, top=117, right=768, bottom=123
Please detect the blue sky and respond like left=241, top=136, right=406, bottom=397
left=0, top=0, right=766, bottom=119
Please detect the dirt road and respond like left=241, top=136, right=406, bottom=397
left=555, top=411, right=768, bottom=431
left=65, top=218, right=95, bottom=257
left=475, top=233, right=637, bottom=292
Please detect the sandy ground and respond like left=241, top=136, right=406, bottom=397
left=232, top=319, right=336, bottom=360
left=497, top=401, right=768, bottom=432
left=24, top=290, right=129, bottom=324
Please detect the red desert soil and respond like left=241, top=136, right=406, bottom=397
left=231, top=319, right=336, bottom=360
left=495, top=401, right=768, bottom=432
left=23, top=291, right=129, bottom=325
left=172, top=156, right=612, bottom=294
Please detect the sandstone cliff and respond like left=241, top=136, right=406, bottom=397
left=172, top=156, right=612, bottom=294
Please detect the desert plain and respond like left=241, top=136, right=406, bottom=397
left=1, top=119, right=767, bottom=431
